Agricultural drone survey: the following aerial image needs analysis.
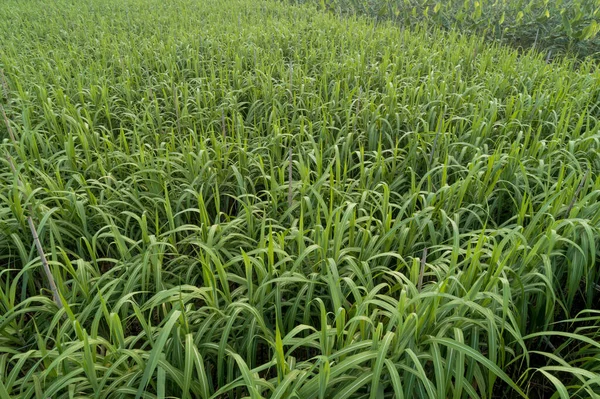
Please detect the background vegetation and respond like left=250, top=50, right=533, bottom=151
left=1, top=0, right=600, bottom=398
left=293, top=0, right=600, bottom=59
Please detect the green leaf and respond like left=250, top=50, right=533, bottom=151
left=425, top=338, right=527, bottom=398
left=580, top=20, right=599, bottom=40
left=516, top=11, right=524, bottom=22
left=135, top=310, right=181, bottom=399
left=535, top=370, right=569, bottom=399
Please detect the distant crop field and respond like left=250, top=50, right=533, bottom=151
left=296, top=0, right=600, bottom=59
left=1, top=0, right=600, bottom=398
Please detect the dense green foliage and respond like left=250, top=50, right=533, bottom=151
left=1, top=0, right=600, bottom=398
left=296, top=0, right=600, bottom=59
